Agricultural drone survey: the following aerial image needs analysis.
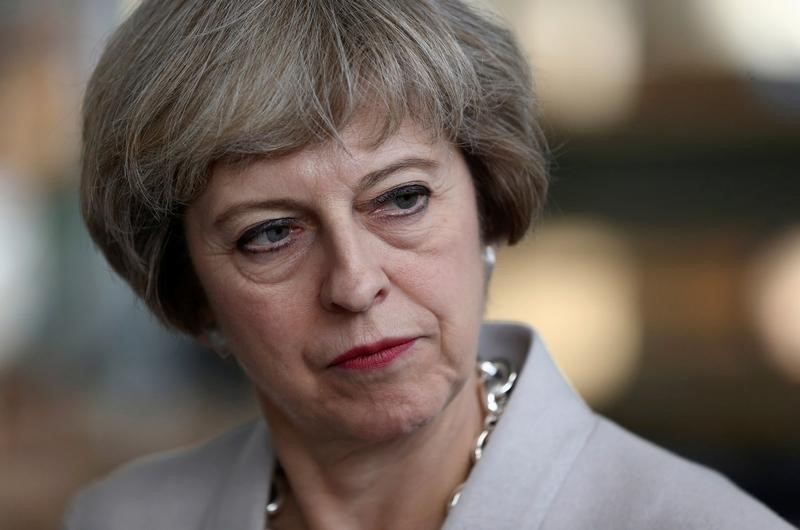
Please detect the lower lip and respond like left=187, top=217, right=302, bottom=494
left=332, top=339, right=417, bottom=371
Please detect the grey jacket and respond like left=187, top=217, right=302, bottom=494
left=64, top=323, right=795, bottom=529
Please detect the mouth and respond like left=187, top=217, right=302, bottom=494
left=328, top=337, right=418, bottom=371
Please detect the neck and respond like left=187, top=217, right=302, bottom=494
left=262, top=369, right=483, bottom=530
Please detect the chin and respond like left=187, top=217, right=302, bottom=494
left=333, top=377, right=468, bottom=444
left=341, top=408, right=439, bottom=444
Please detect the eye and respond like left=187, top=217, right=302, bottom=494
left=374, top=184, right=431, bottom=215
left=394, top=190, right=422, bottom=209
left=237, top=219, right=297, bottom=253
left=261, top=225, right=291, bottom=243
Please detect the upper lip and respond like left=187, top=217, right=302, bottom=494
left=328, top=337, right=417, bottom=367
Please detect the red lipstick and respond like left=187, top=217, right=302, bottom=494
left=329, top=338, right=417, bottom=371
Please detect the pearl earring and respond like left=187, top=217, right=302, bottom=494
left=483, top=245, right=496, bottom=276
left=207, top=329, right=231, bottom=358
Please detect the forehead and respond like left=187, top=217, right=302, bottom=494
left=207, top=115, right=447, bottom=196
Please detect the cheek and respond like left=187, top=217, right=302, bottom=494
left=399, top=205, right=485, bottom=352
left=438, top=203, right=485, bottom=346
left=200, top=264, right=319, bottom=374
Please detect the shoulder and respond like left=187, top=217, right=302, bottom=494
left=63, top=420, right=261, bottom=530
left=543, top=416, right=794, bottom=529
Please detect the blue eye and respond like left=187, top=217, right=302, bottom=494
left=393, top=190, right=421, bottom=209
left=237, top=219, right=295, bottom=252
left=262, top=225, right=290, bottom=243
left=375, top=184, right=431, bottom=214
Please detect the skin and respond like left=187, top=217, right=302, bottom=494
left=185, top=115, right=487, bottom=530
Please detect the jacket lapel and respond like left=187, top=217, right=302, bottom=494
left=442, top=323, right=598, bottom=530
left=201, top=420, right=272, bottom=530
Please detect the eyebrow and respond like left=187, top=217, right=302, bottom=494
left=354, top=157, right=438, bottom=193
left=212, top=156, right=439, bottom=229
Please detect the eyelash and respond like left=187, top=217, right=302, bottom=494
left=236, top=218, right=296, bottom=254
left=372, top=184, right=431, bottom=214
left=236, top=184, right=432, bottom=254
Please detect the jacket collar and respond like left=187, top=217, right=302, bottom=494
left=201, top=420, right=272, bottom=530
left=442, top=322, right=597, bottom=529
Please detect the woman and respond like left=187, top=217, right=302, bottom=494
left=66, top=1, right=793, bottom=529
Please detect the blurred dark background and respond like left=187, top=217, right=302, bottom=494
left=1, top=0, right=798, bottom=528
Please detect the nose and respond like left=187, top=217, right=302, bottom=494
left=319, top=230, right=389, bottom=313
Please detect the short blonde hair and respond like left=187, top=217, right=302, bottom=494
left=81, top=0, right=549, bottom=334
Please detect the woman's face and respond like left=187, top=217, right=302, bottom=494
left=185, top=115, right=486, bottom=444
